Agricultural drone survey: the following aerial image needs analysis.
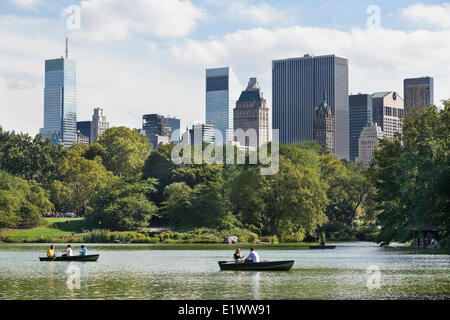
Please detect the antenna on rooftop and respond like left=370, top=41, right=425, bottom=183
left=65, top=37, right=69, bottom=59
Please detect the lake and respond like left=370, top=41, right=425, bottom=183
left=0, top=242, right=448, bottom=300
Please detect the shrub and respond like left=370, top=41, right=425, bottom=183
left=83, top=229, right=111, bottom=243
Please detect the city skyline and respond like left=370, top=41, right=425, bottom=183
left=1, top=0, right=449, bottom=137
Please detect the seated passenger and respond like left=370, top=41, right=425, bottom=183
left=79, top=245, right=87, bottom=256
left=233, top=248, right=245, bottom=263
left=245, top=247, right=260, bottom=263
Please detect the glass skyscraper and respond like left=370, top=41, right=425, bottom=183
left=205, top=67, right=242, bottom=144
left=349, top=94, right=372, bottom=162
left=40, top=57, right=77, bottom=147
left=403, top=76, right=434, bottom=110
left=272, top=54, right=349, bottom=160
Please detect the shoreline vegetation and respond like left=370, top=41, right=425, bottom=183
left=1, top=105, right=448, bottom=250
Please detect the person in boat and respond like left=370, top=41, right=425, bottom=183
left=46, top=245, right=57, bottom=258
left=79, top=245, right=87, bottom=256
left=245, top=247, right=260, bottom=263
left=62, top=245, right=73, bottom=257
left=233, top=248, right=246, bottom=263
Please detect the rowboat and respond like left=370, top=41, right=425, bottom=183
left=308, top=245, right=336, bottom=249
left=218, top=260, right=294, bottom=271
left=39, top=254, right=99, bottom=262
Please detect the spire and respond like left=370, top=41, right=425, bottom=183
left=65, top=37, right=69, bottom=59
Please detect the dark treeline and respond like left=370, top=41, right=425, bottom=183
left=0, top=101, right=448, bottom=246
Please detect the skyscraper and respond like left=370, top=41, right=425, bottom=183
left=403, top=76, right=434, bottom=110
left=349, top=94, right=372, bottom=162
left=372, top=91, right=404, bottom=140
left=272, top=54, right=349, bottom=159
left=206, top=67, right=242, bottom=144
left=233, top=77, right=269, bottom=149
left=313, top=91, right=335, bottom=153
left=90, top=107, right=109, bottom=143
left=40, top=40, right=77, bottom=147
left=355, top=123, right=384, bottom=166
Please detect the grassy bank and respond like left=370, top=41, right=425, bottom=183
left=0, top=218, right=300, bottom=245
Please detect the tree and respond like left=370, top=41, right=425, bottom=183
left=230, top=145, right=328, bottom=237
left=85, top=127, right=151, bottom=178
left=0, top=128, right=66, bottom=186
left=87, top=178, right=158, bottom=230
left=0, top=170, right=53, bottom=228
left=49, top=144, right=114, bottom=215
left=371, top=103, right=450, bottom=245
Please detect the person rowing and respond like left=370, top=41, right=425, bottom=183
left=62, top=245, right=73, bottom=257
left=245, top=247, right=260, bottom=263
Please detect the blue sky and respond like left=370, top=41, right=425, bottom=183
left=1, top=0, right=449, bottom=135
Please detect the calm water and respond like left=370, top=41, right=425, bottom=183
left=0, top=242, right=448, bottom=300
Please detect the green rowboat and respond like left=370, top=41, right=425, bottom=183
left=39, top=254, right=99, bottom=262
left=308, top=245, right=336, bottom=249
left=218, top=260, right=294, bottom=271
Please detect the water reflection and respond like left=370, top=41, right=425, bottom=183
left=0, top=243, right=448, bottom=300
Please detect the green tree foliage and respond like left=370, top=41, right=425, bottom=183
left=0, top=170, right=53, bottom=228
left=87, top=178, right=158, bottom=230
left=49, top=144, right=114, bottom=215
left=371, top=103, right=449, bottom=245
left=0, top=127, right=66, bottom=185
left=85, top=126, right=150, bottom=178
left=230, top=145, right=328, bottom=237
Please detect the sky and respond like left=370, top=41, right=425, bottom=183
left=1, top=0, right=449, bottom=136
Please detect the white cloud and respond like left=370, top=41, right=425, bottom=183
left=227, top=1, right=287, bottom=26
left=400, top=3, right=450, bottom=29
left=9, top=0, right=41, bottom=10
left=69, top=0, right=206, bottom=43
left=172, top=26, right=450, bottom=107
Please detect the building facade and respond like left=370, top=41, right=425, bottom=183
left=90, top=108, right=109, bottom=143
left=40, top=57, right=77, bottom=147
left=167, top=117, right=181, bottom=142
left=142, top=114, right=171, bottom=137
left=233, top=77, right=269, bottom=149
left=313, top=91, right=335, bottom=152
left=189, top=124, right=215, bottom=145
left=404, top=77, right=434, bottom=110
left=272, top=54, right=349, bottom=160
left=206, top=67, right=242, bottom=144
left=356, top=123, right=384, bottom=166
left=76, top=130, right=89, bottom=145
left=349, top=94, right=372, bottom=162
left=372, top=92, right=404, bottom=140
left=77, top=121, right=91, bottom=144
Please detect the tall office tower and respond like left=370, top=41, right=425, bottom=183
left=189, top=124, right=215, bottom=145
left=39, top=39, right=77, bottom=147
left=349, top=94, right=373, bottom=162
left=272, top=54, right=349, bottom=160
left=404, top=76, right=434, bottom=111
left=313, top=91, right=335, bottom=153
left=206, top=66, right=242, bottom=144
left=372, top=92, right=404, bottom=140
left=142, top=114, right=172, bottom=137
left=77, top=121, right=91, bottom=144
left=233, top=77, right=269, bottom=149
left=355, top=123, right=384, bottom=166
left=167, top=117, right=181, bottom=142
left=90, top=107, right=109, bottom=143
